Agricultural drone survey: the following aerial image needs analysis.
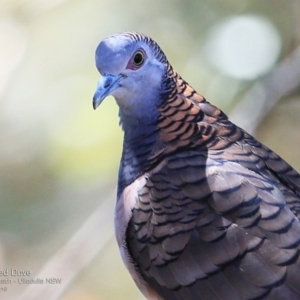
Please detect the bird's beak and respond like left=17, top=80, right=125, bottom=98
left=92, top=74, right=124, bottom=109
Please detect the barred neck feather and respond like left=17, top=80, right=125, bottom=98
left=116, top=67, right=172, bottom=197
left=117, top=63, right=242, bottom=197
left=157, top=66, right=242, bottom=153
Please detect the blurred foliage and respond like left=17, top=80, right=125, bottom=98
left=0, top=0, right=300, bottom=299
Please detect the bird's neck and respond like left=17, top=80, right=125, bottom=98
left=116, top=68, right=231, bottom=197
left=117, top=105, right=162, bottom=197
left=116, top=69, right=178, bottom=196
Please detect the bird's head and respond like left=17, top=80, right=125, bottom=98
left=93, top=32, right=170, bottom=117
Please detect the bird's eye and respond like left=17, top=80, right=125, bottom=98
left=126, top=49, right=146, bottom=70
left=133, top=51, right=144, bottom=66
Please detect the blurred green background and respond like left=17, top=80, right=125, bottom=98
left=1, top=0, right=300, bottom=299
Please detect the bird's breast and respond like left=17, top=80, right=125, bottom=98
left=114, top=173, right=164, bottom=300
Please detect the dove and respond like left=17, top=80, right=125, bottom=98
left=93, top=32, right=300, bottom=300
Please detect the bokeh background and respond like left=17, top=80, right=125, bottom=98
left=1, top=0, right=300, bottom=299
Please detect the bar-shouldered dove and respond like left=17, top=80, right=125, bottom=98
left=93, top=32, right=300, bottom=300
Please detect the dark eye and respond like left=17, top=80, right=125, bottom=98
left=133, top=51, right=144, bottom=66
left=126, top=49, right=146, bottom=70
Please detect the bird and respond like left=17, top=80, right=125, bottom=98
left=92, top=32, right=300, bottom=300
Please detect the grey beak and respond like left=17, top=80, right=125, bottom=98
left=93, top=74, right=124, bottom=109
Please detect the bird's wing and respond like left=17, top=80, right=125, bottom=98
left=126, top=145, right=300, bottom=300
left=209, top=130, right=300, bottom=220
left=243, top=132, right=300, bottom=216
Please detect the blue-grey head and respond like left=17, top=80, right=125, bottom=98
left=93, top=32, right=169, bottom=116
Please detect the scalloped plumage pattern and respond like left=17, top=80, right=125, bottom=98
left=96, top=32, right=300, bottom=300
